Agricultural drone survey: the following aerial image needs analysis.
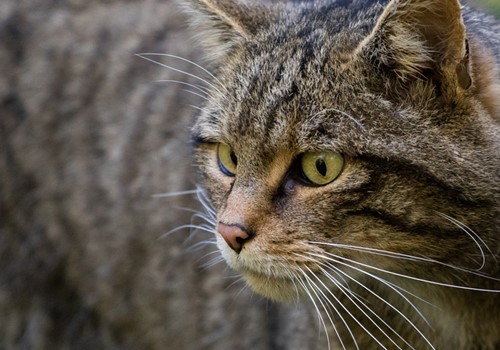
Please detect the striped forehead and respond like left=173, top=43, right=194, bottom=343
left=221, top=33, right=330, bottom=148
left=194, top=21, right=373, bottom=153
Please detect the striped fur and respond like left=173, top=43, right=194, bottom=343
left=184, top=0, right=500, bottom=348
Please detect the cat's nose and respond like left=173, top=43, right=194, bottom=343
left=217, top=222, right=253, bottom=254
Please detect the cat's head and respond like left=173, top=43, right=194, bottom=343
left=184, top=0, right=499, bottom=301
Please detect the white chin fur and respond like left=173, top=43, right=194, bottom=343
left=242, top=271, right=301, bottom=302
left=217, top=237, right=304, bottom=302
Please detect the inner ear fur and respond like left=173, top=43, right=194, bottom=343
left=358, top=0, right=472, bottom=98
left=181, top=0, right=275, bottom=62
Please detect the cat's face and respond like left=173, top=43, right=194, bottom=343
left=188, top=0, right=499, bottom=303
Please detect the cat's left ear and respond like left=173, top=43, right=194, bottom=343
left=180, top=0, right=274, bottom=62
left=357, top=0, right=472, bottom=96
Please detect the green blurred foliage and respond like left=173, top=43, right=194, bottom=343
left=471, top=0, right=500, bottom=17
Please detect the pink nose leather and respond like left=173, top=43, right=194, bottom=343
left=217, top=222, right=251, bottom=253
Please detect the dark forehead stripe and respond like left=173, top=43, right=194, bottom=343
left=233, top=29, right=331, bottom=146
left=234, top=71, right=263, bottom=135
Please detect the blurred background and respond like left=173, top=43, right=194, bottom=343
left=472, top=0, right=500, bottom=16
left=0, top=0, right=498, bottom=349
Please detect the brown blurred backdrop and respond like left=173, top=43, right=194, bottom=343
left=0, top=1, right=497, bottom=349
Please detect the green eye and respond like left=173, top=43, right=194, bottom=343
left=300, top=151, right=344, bottom=185
left=217, top=143, right=238, bottom=176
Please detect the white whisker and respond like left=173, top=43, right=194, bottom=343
left=319, top=264, right=413, bottom=349
left=309, top=241, right=500, bottom=282
left=159, top=223, right=215, bottom=240
left=311, top=108, right=365, bottom=131
left=299, top=252, right=438, bottom=349
left=152, top=189, right=198, bottom=198
left=201, top=255, right=226, bottom=270
left=154, top=79, right=211, bottom=96
left=319, top=262, right=431, bottom=350
left=302, top=269, right=347, bottom=350
left=303, top=267, right=359, bottom=350
left=139, top=52, right=227, bottom=93
left=295, top=272, right=333, bottom=350
left=300, top=252, right=433, bottom=327
left=301, top=265, right=391, bottom=350
left=436, top=211, right=497, bottom=270
left=171, top=207, right=216, bottom=226
left=383, top=280, right=437, bottom=308
left=310, top=249, right=500, bottom=292
left=135, top=53, right=224, bottom=95
left=279, top=262, right=302, bottom=303
left=188, top=240, right=218, bottom=253
left=195, top=185, right=217, bottom=217
left=189, top=104, right=218, bottom=119
left=182, top=88, right=211, bottom=101
left=232, top=280, right=250, bottom=299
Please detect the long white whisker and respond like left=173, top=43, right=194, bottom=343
left=296, top=271, right=333, bottom=350
left=152, top=189, right=199, bottom=198
left=139, top=53, right=227, bottom=93
left=171, top=207, right=216, bottom=226
left=304, top=270, right=349, bottom=350
left=189, top=104, right=219, bottom=120
left=195, top=185, right=216, bottom=217
left=309, top=241, right=500, bottom=281
left=317, top=250, right=500, bottom=293
left=302, top=266, right=392, bottom=350
left=303, top=267, right=359, bottom=350
left=300, top=252, right=437, bottom=349
left=201, top=255, right=226, bottom=270
left=319, top=264, right=414, bottom=349
left=311, top=108, right=365, bottom=131
left=301, top=252, right=433, bottom=327
left=310, top=242, right=500, bottom=293
left=436, top=211, right=497, bottom=270
left=195, top=247, right=219, bottom=258
left=319, top=263, right=432, bottom=350
left=182, top=88, right=211, bottom=101
left=188, top=240, right=218, bottom=253
left=159, top=224, right=215, bottom=239
left=231, top=279, right=250, bottom=298
left=383, top=280, right=436, bottom=307
left=135, top=53, right=224, bottom=95
left=279, top=262, right=302, bottom=303
left=154, top=79, right=211, bottom=96
left=191, top=212, right=216, bottom=226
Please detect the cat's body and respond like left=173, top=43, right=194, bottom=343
left=183, top=0, right=500, bottom=348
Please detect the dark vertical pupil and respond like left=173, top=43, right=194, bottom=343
left=230, top=151, right=238, bottom=165
left=315, top=158, right=327, bottom=176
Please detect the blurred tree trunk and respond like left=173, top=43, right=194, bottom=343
left=0, top=0, right=323, bottom=349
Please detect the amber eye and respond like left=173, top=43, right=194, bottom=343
left=300, top=151, right=344, bottom=185
left=217, top=143, right=238, bottom=176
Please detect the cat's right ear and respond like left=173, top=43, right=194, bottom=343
left=180, top=0, right=274, bottom=62
left=355, top=0, right=471, bottom=101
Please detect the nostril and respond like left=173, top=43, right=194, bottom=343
left=217, top=222, right=254, bottom=253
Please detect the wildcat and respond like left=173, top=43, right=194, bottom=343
left=181, top=0, right=500, bottom=348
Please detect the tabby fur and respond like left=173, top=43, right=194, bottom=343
left=183, top=0, right=500, bottom=348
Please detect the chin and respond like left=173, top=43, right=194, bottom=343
left=241, top=270, right=302, bottom=303
left=217, top=240, right=313, bottom=302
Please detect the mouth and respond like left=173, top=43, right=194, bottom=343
left=219, top=246, right=303, bottom=301
left=217, top=238, right=331, bottom=302
left=223, top=253, right=318, bottom=302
